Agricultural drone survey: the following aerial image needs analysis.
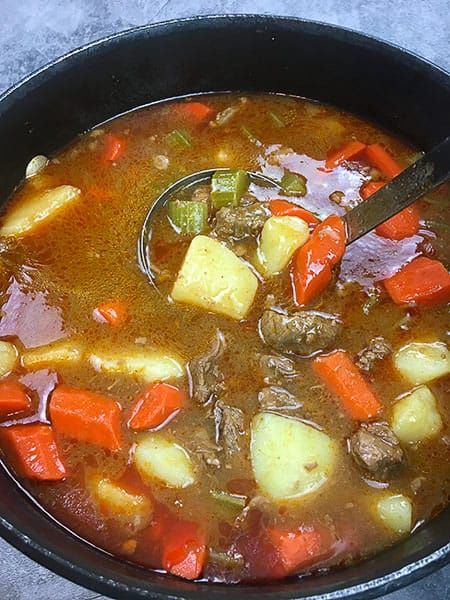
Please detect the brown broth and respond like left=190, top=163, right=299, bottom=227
left=0, top=93, right=449, bottom=583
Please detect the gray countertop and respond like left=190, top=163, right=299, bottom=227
left=0, top=1, right=449, bottom=598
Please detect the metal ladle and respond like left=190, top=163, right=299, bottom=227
left=138, top=135, right=450, bottom=284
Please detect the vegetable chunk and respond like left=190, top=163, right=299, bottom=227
left=134, top=435, right=195, bottom=488
left=391, top=386, right=442, bottom=443
left=0, top=341, right=18, bottom=376
left=393, top=341, right=450, bottom=384
left=89, top=349, right=184, bottom=383
left=383, top=257, right=450, bottom=306
left=376, top=494, right=412, bottom=533
left=22, top=339, right=83, bottom=369
left=50, top=385, right=123, bottom=451
left=128, top=383, right=185, bottom=430
left=0, top=380, right=31, bottom=417
left=0, top=185, right=81, bottom=237
left=251, top=412, right=336, bottom=501
left=171, top=235, right=258, bottom=320
left=258, top=216, right=309, bottom=275
left=0, top=424, right=67, bottom=480
left=87, top=474, right=152, bottom=530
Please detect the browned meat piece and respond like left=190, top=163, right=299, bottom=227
left=258, top=354, right=298, bottom=384
left=214, top=400, right=244, bottom=455
left=259, top=309, right=341, bottom=356
left=356, top=337, right=392, bottom=371
left=187, top=428, right=221, bottom=468
left=188, top=332, right=225, bottom=405
left=214, top=199, right=270, bottom=240
left=258, top=386, right=302, bottom=411
left=350, top=422, right=405, bottom=479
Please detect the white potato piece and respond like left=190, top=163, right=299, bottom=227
left=391, top=386, right=442, bottom=444
left=22, top=339, right=83, bottom=369
left=87, top=474, right=152, bottom=530
left=171, top=235, right=258, bottom=320
left=393, top=341, right=450, bottom=385
left=0, top=341, right=18, bottom=376
left=134, top=435, right=195, bottom=488
left=0, top=185, right=81, bottom=237
left=251, top=412, right=337, bottom=501
left=89, top=349, right=184, bottom=383
left=258, top=216, right=309, bottom=275
left=376, top=494, right=412, bottom=534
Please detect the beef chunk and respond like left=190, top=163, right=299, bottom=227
left=350, top=422, right=404, bottom=479
left=214, top=400, right=244, bottom=455
left=189, top=332, right=225, bottom=405
left=258, top=354, right=298, bottom=384
left=258, top=386, right=302, bottom=411
left=356, top=337, right=392, bottom=371
left=214, top=198, right=269, bottom=241
left=259, top=309, right=341, bottom=356
left=187, top=428, right=221, bottom=468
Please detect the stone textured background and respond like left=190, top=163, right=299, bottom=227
left=0, top=1, right=449, bottom=599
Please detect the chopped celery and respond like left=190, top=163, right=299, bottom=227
left=280, top=171, right=307, bottom=196
left=240, top=126, right=259, bottom=143
left=165, top=128, right=192, bottom=148
left=269, top=111, right=285, bottom=128
left=168, top=200, right=208, bottom=234
left=425, top=219, right=450, bottom=233
left=209, top=548, right=245, bottom=569
left=210, top=488, right=247, bottom=509
left=211, top=169, right=249, bottom=209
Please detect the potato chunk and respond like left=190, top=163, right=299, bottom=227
left=391, top=386, right=442, bottom=443
left=376, top=494, right=412, bottom=534
left=171, top=235, right=258, bottom=320
left=258, top=216, right=309, bottom=275
left=251, top=412, right=336, bottom=501
left=134, top=434, right=195, bottom=488
left=87, top=474, right=152, bottom=531
left=0, top=341, right=18, bottom=376
left=89, top=349, right=184, bottom=383
left=22, top=339, right=83, bottom=369
left=1, top=185, right=81, bottom=237
left=393, top=341, right=450, bottom=384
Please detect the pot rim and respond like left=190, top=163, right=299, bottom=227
left=0, top=13, right=449, bottom=600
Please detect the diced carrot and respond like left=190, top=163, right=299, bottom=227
left=162, top=519, right=206, bottom=580
left=128, top=383, right=184, bottom=431
left=364, top=144, right=402, bottom=179
left=375, top=206, right=420, bottom=240
left=0, top=423, right=68, bottom=480
left=50, top=385, right=122, bottom=451
left=383, top=256, right=450, bottom=306
left=292, top=215, right=346, bottom=305
left=360, top=180, right=384, bottom=200
left=268, top=526, right=333, bottom=574
left=360, top=180, right=420, bottom=240
left=0, top=380, right=31, bottom=418
left=102, top=133, right=125, bottom=163
left=269, top=200, right=319, bottom=226
left=325, top=141, right=366, bottom=170
left=93, top=301, right=128, bottom=327
left=313, top=350, right=383, bottom=420
left=177, top=102, right=213, bottom=121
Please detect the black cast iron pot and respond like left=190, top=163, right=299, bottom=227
left=0, top=14, right=449, bottom=600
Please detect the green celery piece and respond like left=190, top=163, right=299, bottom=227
left=281, top=171, right=307, bottom=196
left=209, top=549, right=245, bottom=569
left=167, top=200, right=208, bottom=234
left=211, top=169, right=249, bottom=209
left=165, top=128, right=192, bottom=148
left=240, top=126, right=259, bottom=143
left=210, top=488, right=247, bottom=509
left=269, top=111, right=285, bottom=128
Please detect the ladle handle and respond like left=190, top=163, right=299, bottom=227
left=344, top=135, right=450, bottom=244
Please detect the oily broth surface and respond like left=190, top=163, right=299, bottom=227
left=0, top=94, right=449, bottom=580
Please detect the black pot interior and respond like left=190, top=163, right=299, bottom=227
left=0, top=15, right=449, bottom=600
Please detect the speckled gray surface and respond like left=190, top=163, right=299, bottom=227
left=0, top=1, right=449, bottom=599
